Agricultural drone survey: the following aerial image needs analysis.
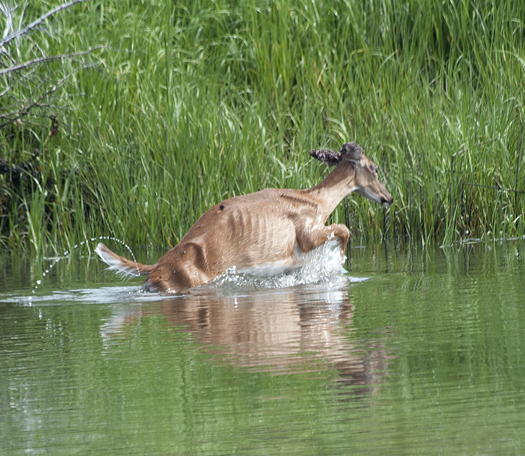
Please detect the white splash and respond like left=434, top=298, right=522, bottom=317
left=210, top=239, right=351, bottom=291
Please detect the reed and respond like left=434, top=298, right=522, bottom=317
left=1, top=0, right=524, bottom=252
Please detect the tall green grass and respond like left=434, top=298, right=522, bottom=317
left=1, top=0, right=524, bottom=253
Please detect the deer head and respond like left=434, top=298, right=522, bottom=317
left=310, top=142, right=393, bottom=208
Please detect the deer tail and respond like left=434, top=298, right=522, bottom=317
left=95, top=243, right=154, bottom=277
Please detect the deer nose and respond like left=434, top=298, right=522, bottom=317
left=381, top=196, right=393, bottom=208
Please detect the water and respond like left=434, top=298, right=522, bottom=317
left=1, top=240, right=524, bottom=455
left=32, top=237, right=141, bottom=294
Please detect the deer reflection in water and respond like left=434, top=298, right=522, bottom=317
left=102, top=283, right=390, bottom=391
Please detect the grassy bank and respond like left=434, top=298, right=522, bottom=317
left=1, top=0, right=524, bottom=253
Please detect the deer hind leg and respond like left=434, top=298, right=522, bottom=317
left=146, top=241, right=212, bottom=293
left=296, top=223, right=350, bottom=255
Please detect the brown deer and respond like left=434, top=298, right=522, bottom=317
left=96, top=142, right=393, bottom=293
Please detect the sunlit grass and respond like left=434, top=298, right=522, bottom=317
left=1, top=0, right=524, bottom=252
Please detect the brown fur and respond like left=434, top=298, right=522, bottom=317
left=96, top=142, right=393, bottom=293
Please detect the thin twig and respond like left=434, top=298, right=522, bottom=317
left=0, top=62, right=96, bottom=129
left=0, top=46, right=103, bottom=76
left=0, top=65, right=37, bottom=97
left=0, top=0, right=89, bottom=49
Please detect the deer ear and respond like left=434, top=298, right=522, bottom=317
left=340, top=142, right=363, bottom=161
left=309, top=149, right=342, bottom=167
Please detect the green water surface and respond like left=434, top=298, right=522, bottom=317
left=1, top=241, right=524, bottom=455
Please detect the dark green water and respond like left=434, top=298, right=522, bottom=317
left=1, top=240, right=524, bottom=455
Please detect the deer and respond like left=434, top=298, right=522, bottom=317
left=95, top=142, right=393, bottom=294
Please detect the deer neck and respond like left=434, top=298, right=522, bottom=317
left=305, top=161, right=357, bottom=215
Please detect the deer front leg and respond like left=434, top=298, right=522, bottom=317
left=296, top=223, right=350, bottom=255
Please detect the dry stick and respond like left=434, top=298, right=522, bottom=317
left=0, top=47, right=103, bottom=77
left=0, top=0, right=89, bottom=49
left=0, top=65, right=38, bottom=98
left=0, top=61, right=97, bottom=129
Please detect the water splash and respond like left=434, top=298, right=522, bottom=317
left=31, top=237, right=139, bottom=299
left=209, top=239, right=352, bottom=291
left=27, top=238, right=361, bottom=305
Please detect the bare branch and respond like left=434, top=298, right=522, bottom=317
left=0, top=0, right=101, bottom=131
left=0, top=60, right=98, bottom=129
left=0, top=46, right=103, bottom=76
left=0, top=64, right=37, bottom=97
left=0, top=0, right=89, bottom=49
